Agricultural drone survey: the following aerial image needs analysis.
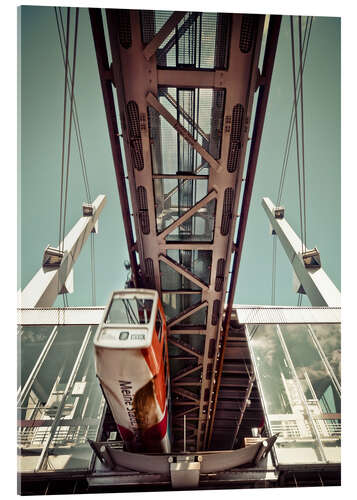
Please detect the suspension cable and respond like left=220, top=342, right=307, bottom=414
left=271, top=234, right=277, bottom=305
left=299, top=17, right=307, bottom=250
left=55, top=7, right=92, bottom=204
left=58, top=7, right=71, bottom=252
left=90, top=233, right=96, bottom=306
left=290, top=15, right=304, bottom=254
left=55, top=7, right=96, bottom=306
left=272, top=17, right=313, bottom=305
left=62, top=8, right=80, bottom=247
left=276, top=17, right=313, bottom=206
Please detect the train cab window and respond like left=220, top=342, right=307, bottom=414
left=156, top=308, right=163, bottom=342
left=106, top=296, right=153, bottom=324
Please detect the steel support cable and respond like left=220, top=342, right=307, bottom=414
left=58, top=7, right=71, bottom=252
left=55, top=7, right=92, bottom=204
left=290, top=16, right=304, bottom=254
left=272, top=18, right=312, bottom=305
left=55, top=7, right=96, bottom=307
left=277, top=17, right=313, bottom=206
left=271, top=234, right=277, bottom=305
left=277, top=17, right=312, bottom=205
left=90, top=233, right=96, bottom=306
left=56, top=7, right=70, bottom=306
left=299, top=17, right=307, bottom=250
left=62, top=8, right=80, bottom=246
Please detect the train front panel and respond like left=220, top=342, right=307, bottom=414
left=94, top=290, right=170, bottom=452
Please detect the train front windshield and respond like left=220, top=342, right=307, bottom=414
left=105, top=296, right=153, bottom=325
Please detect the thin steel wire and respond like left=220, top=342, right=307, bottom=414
left=55, top=7, right=96, bottom=306
left=299, top=17, right=307, bottom=250
left=90, top=233, right=96, bottom=306
left=273, top=17, right=313, bottom=306
left=290, top=16, right=304, bottom=254
left=271, top=235, right=277, bottom=305
left=62, top=8, right=80, bottom=247
left=58, top=7, right=71, bottom=252
left=56, top=7, right=92, bottom=204
left=276, top=17, right=313, bottom=206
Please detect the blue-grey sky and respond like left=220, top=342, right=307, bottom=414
left=19, top=7, right=340, bottom=307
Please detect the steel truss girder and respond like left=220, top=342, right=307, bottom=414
left=159, top=253, right=208, bottom=290
left=174, top=406, right=200, bottom=420
left=172, top=387, right=200, bottom=404
left=172, top=364, right=202, bottom=383
left=146, top=92, right=221, bottom=171
left=168, top=337, right=203, bottom=362
left=93, top=9, right=265, bottom=451
left=143, top=12, right=187, bottom=61
left=167, top=301, right=208, bottom=329
left=158, top=189, right=217, bottom=240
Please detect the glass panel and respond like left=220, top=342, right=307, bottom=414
left=248, top=324, right=326, bottom=464
left=280, top=325, right=340, bottom=411
left=280, top=324, right=341, bottom=463
left=106, top=297, right=153, bottom=324
left=18, top=326, right=55, bottom=391
left=156, top=309, right=163, bottom=342
left=18, top=325, right=104, bottom=473
left=310, top=323, right=341, bottom=383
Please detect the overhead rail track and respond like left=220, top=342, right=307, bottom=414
left=90, top=9, right=280, bottom=451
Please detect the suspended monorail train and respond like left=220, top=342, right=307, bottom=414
left=94, top=289, right=171, bottom=452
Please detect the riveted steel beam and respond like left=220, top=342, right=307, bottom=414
left=143, top=12, right=187, bottom=61
left=146, top=92, right=221, bottom=171
left=158, top=189, right=217, bottom=240
left=159, top=254, right=209, bottom=291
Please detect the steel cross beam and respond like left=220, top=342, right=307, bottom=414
left=143, top=12, right=187, bottom=60
left=172, top=387, right=200, bottom=404
left=172, top=365, right=202, bottom=383
left=167, top=301, right=208, bottom=329
left=158, top=189, right=217, bottom=240
left=168, top=338, right=203, bottom=363
left=146, top=92, right=221, bottom=171
left=159, top=254, right=209, bottom=290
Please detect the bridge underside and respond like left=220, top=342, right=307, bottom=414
left=90, top=8, right=279, bottom=452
